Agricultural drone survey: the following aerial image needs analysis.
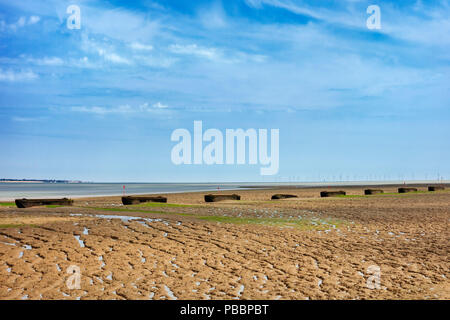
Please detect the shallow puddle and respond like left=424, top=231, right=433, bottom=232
left=164, top=285, right=177, bottom=300
left=99, top=256, right=105, bottom=268
left=74, top=235, right=85, bottom=248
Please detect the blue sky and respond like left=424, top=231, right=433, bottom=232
left=0, top=0, right=449, bottom=182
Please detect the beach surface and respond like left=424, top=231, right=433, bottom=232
left=0, top=185, right=449, bottom=300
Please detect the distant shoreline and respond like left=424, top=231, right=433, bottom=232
left=0, top=180, right=82, bottom=184
left=0, top=181, right=448, bottom=202
left=1, top=181, right=44, bottom=183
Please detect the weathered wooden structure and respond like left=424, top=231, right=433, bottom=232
left=398, top=187, right=418, bottom=193
left=320, top=191, right=346, bottom=197
left=15, top=198, right=74, bottom=208
left=122, top=196, right=167, bottom=205
left=364, top=189, right=384, bottom=195
left=428, top=186, right=445, bottom=192
left=271, top=194, right=298, bottom=200
left=204, top=194, right=241, bottom=202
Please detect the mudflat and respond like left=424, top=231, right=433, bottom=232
left=0, top=185, right=448, bottom=300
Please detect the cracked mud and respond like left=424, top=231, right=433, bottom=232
left=0, top=186, right=448, bottom=299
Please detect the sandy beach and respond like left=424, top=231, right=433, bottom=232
left=0, top=184, right=449, bottom=300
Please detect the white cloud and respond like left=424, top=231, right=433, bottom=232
left=245, top=0, right=329, bottom=21
left=245, top=0, right=450, bottom=48
left=83, top=8, right=160, bottom=42
left=169, top=44, right=219, bottom=60
left=101, top=52, right=131, bottom=65
left=384, top=13, right=450, bottom=47
left=71, top=103, right=171, bottom=115
left=28, top=16, right=40, bottom=25
left=129, top=42, right=154, bottom=51
left=81, top=35, right=132, bottom=65
left=135, top=55, right=176, bottom=68
left=140, top=102, right=170, bottom=111
left=244, top=0, right=263, bottom=9
left=197, top=2, right=228, bottom=29
left=244, top=0, right=382, bottom=30
left=71, top=105, right=133, bottom=115
left=27, top=56, right=64, bottom=66
left=80, top=35, right=175, bottom=68
left=0, top=69, right=38, bottom=82
left=2, top=0, right=446, bottom=119
left=67, top=56, right=98, bottom=69
left=12, top=116, right=43, bottom=122
left=168, top=43, right=266, bottom=64
left=15, top=17, right=26, bottom=28
left=1, top=15, right=41, bottom=31
left=152, top=102, right=168, bottom=109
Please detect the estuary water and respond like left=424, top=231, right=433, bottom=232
left=0, top=183, right=246, bottom=201
left=0, top=180, right=444, bottom=201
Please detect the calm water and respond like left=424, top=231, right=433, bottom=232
left=0, top=180, right=444, bottom=200
left=0, top=183, right=246, bottom=200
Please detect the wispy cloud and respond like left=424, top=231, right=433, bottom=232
left=98, top=50, right=131, bottom=65
left=169, top=43, right=266, bottom=64
left=149, top=102, right=169, bottom=109
left=0, top=0, right=449, bottom=181
left=28, top=16, right=40, bottom=24
left=27, top=56, right=64, bottom=66
left=244, top=0, right=361, bottom=27
left=70, top=105, right=133, bottom=115
left=0, top=69, right=38, bottom=82
left=69, top=56, right=97, bottom=69
left=245, top=0, right=450, bottom=48
left=12, top=116, right=44, bottom=122
left=196, top=1, right=228, bottom=29
left=169, top=44, right=220, bottom=60
left=129, top=42, right=154, bottom=51
left=0, top=15, right=40, bottom=31
left=245, top=0, right=322, bottom=19
left=81, top=35, right=132, bottom=65
left=134, top=55, right=176, bottom=68
left=70, top=102, right=172, bottom=116
left=82, top=7, right=161, bottom=42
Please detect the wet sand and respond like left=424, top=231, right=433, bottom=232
left=0, top=185, right=449, bottom=300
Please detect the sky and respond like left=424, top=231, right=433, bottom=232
left=0, top=0, right=449, bottom=182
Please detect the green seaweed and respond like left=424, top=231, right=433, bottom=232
left=0, top=202, right=15, bottom=207
left=85, top=206, right=192, bottom=216
left=83, top=207, right=347, bottom=230
left=197, top=215, right=345, bottom=230
left=133, top=202, right=198, bottom=208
